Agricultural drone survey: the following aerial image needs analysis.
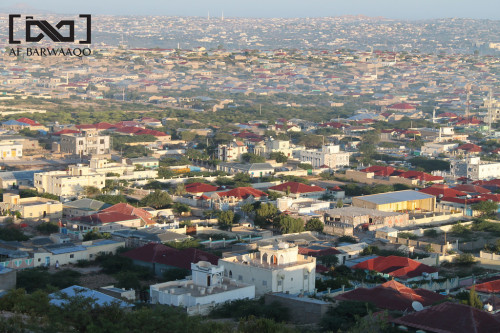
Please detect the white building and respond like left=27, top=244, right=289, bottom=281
left=451, top=157, right=500, bottom=180
left=60, top=129, right=110, bottom=156
left=265, top=139, right=293, bottom=158
left=0, top=140, right=23, bottom=159
left=217, top=141, right=248, bottom=162
left=35, top=164, right=105, bottom=197
left=420, top=142, right=459, bottom=157
left=219, top=242, right=316, bottom=296
left=297, top=145, right=350, bottom=169
left=150, top=261, right=255, bottom=315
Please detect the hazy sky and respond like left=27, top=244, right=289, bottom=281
left=2, top=0, right=500, bottom=20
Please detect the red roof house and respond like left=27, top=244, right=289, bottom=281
left=361, top=166, right=396, bottom=177
left=470, top=278, right=500, bottom=294
left=100, top=203, right=154, bottom=225
left=216, top=187, right=267, bottom=200
left=457, top=143, right=482, bottom=154
left=17, top=117, right=41, bottom=126
left=334, top=280, right=446, bottom=311
left=352, top=256, right=438, bottom=281
left=392, top=303, right=500, bottom=333
left=419, top=184, right=467, bottom=198
left=185, top=182, right=218, bottom=194
left=269, top=182, right=326, bottom=198
left=121, top=243, right=219, bottom=272
left=453, top=184, right=491, bottom=195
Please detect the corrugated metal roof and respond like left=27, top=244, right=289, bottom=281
left=47, top=245, right=86, bottom=255
left=355, top=190, right=434, bottom=205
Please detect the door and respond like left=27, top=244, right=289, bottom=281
left=45, top=257, right=50, bottom=266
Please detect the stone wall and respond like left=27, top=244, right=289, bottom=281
left=264, top=293, right=331, bottom=324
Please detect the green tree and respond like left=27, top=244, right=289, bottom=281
left=321, top=301, right=376, bottom=332
left=269, top=151, right=288, bottom=163
left=82, top=186, right=101, bottom=197
left=319, top=254, right=339, bottom=267
left=254, top=203, right=278, bottom=227
left=173, top=183, right=186, bottom=195
left=469, top=287, right=483, bottom=309
left=336, top=199, right=344, bottom=208
left=83, top=230, right=111, bottom=241
left=163, top=268, right=190, bottom=282
left=305, top=218, right=324, bottom=232
left=217, top=210, right=236, bottom=231
left=455, top=253, right=476, bottom=266
left=241, top=203, right=255, bottom=217
left=0, top=227, right=29, bottom=241
left=139, top=189, right=172, bottom=209
left=276, top=215, right=304, bottom=234
left=473, top=200, right=499, bottom=218
left=172, top=202, right=191, bottom=215
left=115, top=271, right=141, bottom=290
left=35, top=222, right=60, bottom=235
left=241, top=153, right=266, bottom=163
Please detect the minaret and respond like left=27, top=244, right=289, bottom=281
left=221, top=11, right=224, bottom=21
left=208, top=11, right=210, bottom=21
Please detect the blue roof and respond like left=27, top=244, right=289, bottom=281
left=355, top=190, right=434, bottom=205
left=49, top=285, right=132, bottom=308
left=2, top=120, right=29, bottom=126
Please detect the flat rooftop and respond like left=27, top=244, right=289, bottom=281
left=325, top=206, right=405, bottom=217
left=354, top=190, right=434, bottom=205
left=153, top=277, right=249, bottom=297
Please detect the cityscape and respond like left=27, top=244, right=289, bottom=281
left=0, top=5, right=500, bottom=333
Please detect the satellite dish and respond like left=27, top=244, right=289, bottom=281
left=412, top=301, right=424, bottom=312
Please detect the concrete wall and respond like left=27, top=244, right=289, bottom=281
left=264, top=293, right=331, bottom=324
left=480, top=251, right=500, bottom=261
left=0, top=268, right=16, bottom=291
left=381, top=235, right=455, bottom=253
left=342, top=170, right=418, bottom=187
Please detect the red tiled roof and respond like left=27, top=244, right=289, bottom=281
left=440, top=196, right=486, bottom=205
left=185, top=182, right=218, bottom=193
left=101, top=203, right=154, bottom=224
left=398, top=170, right=443, bottom=182
left=457, top=143, right=482, bottom=153
left=474, top=179, right=500, bottom=188
left=269, top=182, right=325, bottom=194
left=361, top=166, right=396, bottom=177
left=419, top=184, right=467, bottom=198
left=437, top=112, right=458, bottom=118
left=335, top=280, right=446, bottom=311
left=53, top=129, right=80, bottom=136
left=121, top=243, right=219, bottom=270
left=470, top=278, right=500, bottom=293
left=216, top=187, right=267, bottom=200
left=71, top=211, right=140, bottom=225
left=352, top=256, right=438, bottom=280
left=17, top=117, right=40, bottom=126
left=453, top=184, right=491, bottom=194
left=392, top=302, right=500, bottom=333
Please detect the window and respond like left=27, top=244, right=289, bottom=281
left=70, top=254, right=74, bottom=258
left=278, top=280, right=282, bottom=286
left=38, top=258, right=41, bottom=262
left=100, top=139, right=105, bottom=144
left=262, top=280, right=267, bottom=286
left=238, top=275, right=243, bottom=281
